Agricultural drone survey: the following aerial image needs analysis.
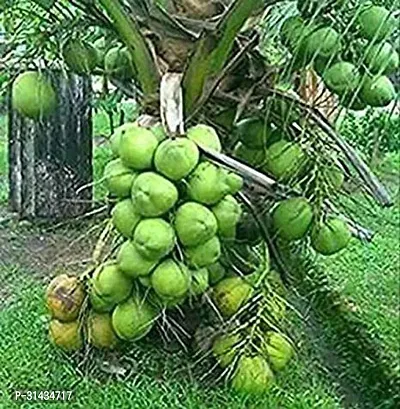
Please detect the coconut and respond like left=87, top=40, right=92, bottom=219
left=340, top=93, right=367, bottom=111
left=89, top=288, right=115, bottom=312
left=190, top=268, right=209, bottom=296
left=212, top=277, right=253, bottom=318
left=119, top=126, right=158, bottom=170
left=232, top=355, right=274, bottom=395
left=262, top=331, right=294, bottom=371
left=154, top=138, right=199, bottom=181
left=92, top=263, right=133, bottom=304
left=105, top=46, right=135, bottom=79
left=236, top=117, right=273, bottom=149
left=46, top=274, right=85, bottom=322
left=138, top=276, right=151, bottom=288
left=103, top=159, right=137, bottom=198
left=358, top=6, right=396, bottom=41
left=364, top=42, right=399, bottom=75
left=360, top=75, right=396, bottom=107
left=62, top=39, right=98, bottom=75
left=174, top=202, right=218, bottom=247
left=187, top=124, right=222, bottom=152
left=264, top=140, right=306, bottom=181
left=222, top=170, right=243, bottom=195
left=323, top=62, right=361, bottom=96
left=151, top=124, right=167, bottom=143
left=323, top=165, right=344, bottom=191
left=151, top=259, right=191, bottom=300
left=187, top=162, right=230, bottom=205
left=111, top=199, right=141, bottom=239
left=212, top=332, right=241, bottom=368
left=213, top=107, right=236, bottom=130
left=305, top=27, right=342, bottom=59
left=88, top=312, right=119, bottom=349
left=12, top=71, right=57, bottom=119
left=131, top=172, right=179, bottom=217
left=311, top=218, right=351, bottom=255
left=208, top=262, right=227, bottom=285
left=49, top=319, right=83, bottom=352
left=116, top=240, right=158, bottom=278
left=233, top=142, right=266, bottom=167
left=280, top=16, right=305, bottom=47
left=212, top=195, right=242, bottom=240
left=133, top=218, right=175, bottom=260
left=112, top=294, right=157, bottom=341
left=185, top=236, right=221, bottom=268
left=109, top=122, right=137, bottom=157
left=272, top=197, right=313, bottom=241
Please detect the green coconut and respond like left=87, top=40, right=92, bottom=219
left=190, top=268, right=209, bottom=296
left=154, top=137, right=199, bottom=181
left=138, top=276, right=151, bottom=288
left=212, top=332, right=241, bottom=368
left=222, top=170, right=244, bottom=195
left=311, top=218, right=351, bottom=255
left=174, top=202, right=218, bottom=247
left=280, top=16, right=305, bottom=47
left=88, top=312, right=119, bottom=349
left=185, top=236, right=221, bottom=268
left=364, top=42, right=399, bottom=75
left=187, top=124, right=222, bottom=152
left=109, top=122, right=137, bottom=157
left=119, top=125, right=158, bottom=170
left=264, top=140, right=306, bottom=181
left=262, top=331, right=294, bottom=371
left=233, top=142, right=266, bottom=167
left=151, top=259, right=192, bottom=300
left=116, top=240, right=158, bottom=278
left=105, top=46, right=135, bottom=79
left=92, top=263, right=133, bottom=304
left=103, top=159, right=137, bottom=198
left=360, top=75, right=396, bottom=107
left=323, top=62, right=361, bottom=96
left=236, top=117, right=273, bottom=149
left=358, top=6, right=396, bottom=41
left=49, top=319, right=83, bottom=352
left=111, top=199, right=141, bottom=239
left=187, top=162, right=230, bottom=205
left=208, top=262, right=227, bottom=285
left=131, top=172, right=179, bottom=217
left=232, top=355, right=274, bottom=395
left=12, top=71, right=57, bottom=119
left=272, top=197, right=313, bottom=241
left=112, top=294, right=157, bottom=341
left=62, top=39, right=98, bottom=75
left=89, top=288, right=115, bottom=313
left=46, top=274, right=85, bottom=322
left=212, top=195, right=242, bottom=239
left=340, top=93, right=367, bottom=111
left=324, top=165, right=344, bottom=191
left=212, top=276, right=253, bottom=318
left=151, top=124, right=167, bottom=143
left=133, top=218, right=175, bottom=260
left=305, top=27, right=342, bottom=59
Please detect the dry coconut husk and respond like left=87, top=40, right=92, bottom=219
left=173, top=0, right=219, bottom=19
left=157, top=37, right=194, bottom=71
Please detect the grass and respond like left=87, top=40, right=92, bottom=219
left=0, top=266, right=346, bottom=409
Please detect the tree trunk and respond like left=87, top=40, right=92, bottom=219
left=8, top=72, right=93, bottom=220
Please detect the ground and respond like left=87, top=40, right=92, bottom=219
left=0, top=114, right=398, bottom=409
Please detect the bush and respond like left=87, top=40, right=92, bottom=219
left=339, top=109, right=399, bottom=160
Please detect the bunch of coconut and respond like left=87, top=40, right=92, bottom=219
left=280, top=3, right=398, bottom=110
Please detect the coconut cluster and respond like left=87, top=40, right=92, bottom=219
left=210, top=268, right=294, bottom=395
left=281, top=3, right=398, bottom=109
left=46, top=122, right=245, bottom=352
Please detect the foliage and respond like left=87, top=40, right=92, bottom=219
left=339, top=109, right=399, bottom=159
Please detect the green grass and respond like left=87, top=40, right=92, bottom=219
left=0, top=266, right=346, bottom=409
